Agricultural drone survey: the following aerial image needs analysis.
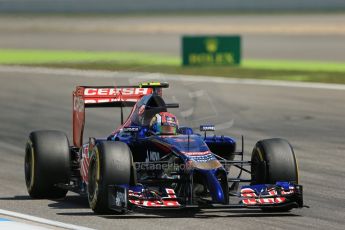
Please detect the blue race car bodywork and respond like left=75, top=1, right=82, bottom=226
left=38, top=82, right=303, bottom=213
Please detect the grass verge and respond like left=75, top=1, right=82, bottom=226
left=1, top=49, right=344, bottom=84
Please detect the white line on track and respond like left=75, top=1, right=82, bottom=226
left=1, top=65, right=345, bottom=91
left=0, top=209, right=95, bottom=230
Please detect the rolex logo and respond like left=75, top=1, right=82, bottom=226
left=205, top=38, right=218, bottom=53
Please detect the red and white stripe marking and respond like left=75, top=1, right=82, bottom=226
left=241, top=188, right=290, bottom=205
left=81, top=157, right=90, bottom=183
left=128, top=188, right=180, bottom=207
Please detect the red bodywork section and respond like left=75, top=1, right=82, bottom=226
left=72, top=86, right=153, bottom=147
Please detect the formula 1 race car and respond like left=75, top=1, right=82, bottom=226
left=24, top=82, right=303, bottom=214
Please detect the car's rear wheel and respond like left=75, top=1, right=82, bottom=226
left=251, top=138, right=299, bottom=212
left=25, top=130, right=70, bottom=199
left=87, top=141, right=135, bottom=214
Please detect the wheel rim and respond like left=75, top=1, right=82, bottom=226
left=88, top=149, right=102, bottom=210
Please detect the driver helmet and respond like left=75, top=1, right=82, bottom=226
left=149, top=112, right=179, bottom=135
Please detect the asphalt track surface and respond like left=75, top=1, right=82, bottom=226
left=1, top=14, right=345, bottom=61
left=0, top=66, right=344, bottom=229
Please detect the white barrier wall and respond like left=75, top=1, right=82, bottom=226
left=0, top=0, right=345, bottom=13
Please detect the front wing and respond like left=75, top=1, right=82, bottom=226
left=107, top=182, right=303, bottom=211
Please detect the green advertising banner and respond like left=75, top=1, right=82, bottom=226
left=182, top=35, right=241, bottom=66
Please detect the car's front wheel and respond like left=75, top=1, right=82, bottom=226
left=87, top=141, right=135, bottom=214
left=251, top=138, right=299, bottom=212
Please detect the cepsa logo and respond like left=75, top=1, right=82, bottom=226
left=84, top=88, right=149, bottom=96
left=84, top=88, right=151, bottom=104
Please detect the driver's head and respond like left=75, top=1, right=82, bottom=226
left=149, top=112, right=179, bottom=135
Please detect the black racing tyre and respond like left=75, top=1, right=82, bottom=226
left=25, top=130, right=70, bottom=199
left=87, top=141, right=135, bottom=214
left=251, top=138, right=299, bottom=212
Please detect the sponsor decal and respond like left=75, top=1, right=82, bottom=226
left=73, top=96, right=84, bottom=112
left=80, top=144, right=90, bottom=183
left=85, top=98, right=138, bottom=103
left=82, top=87, right=151, bottom=104
left=182, top=36, right=241, bottom=66
left=123, top=126, right=140, bottom=132
left=145, top=150, right=160, bottom=162
left=84, top=88, right=149, bottom=96
left=200, top=125, right=215, bottom=131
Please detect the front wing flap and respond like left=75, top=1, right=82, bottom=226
left=108, top=185, right=181, bottom=211
left=240, top=182, right=303, bottom=208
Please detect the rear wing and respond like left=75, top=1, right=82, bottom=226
left=73, top=82, right=169, bottom=147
